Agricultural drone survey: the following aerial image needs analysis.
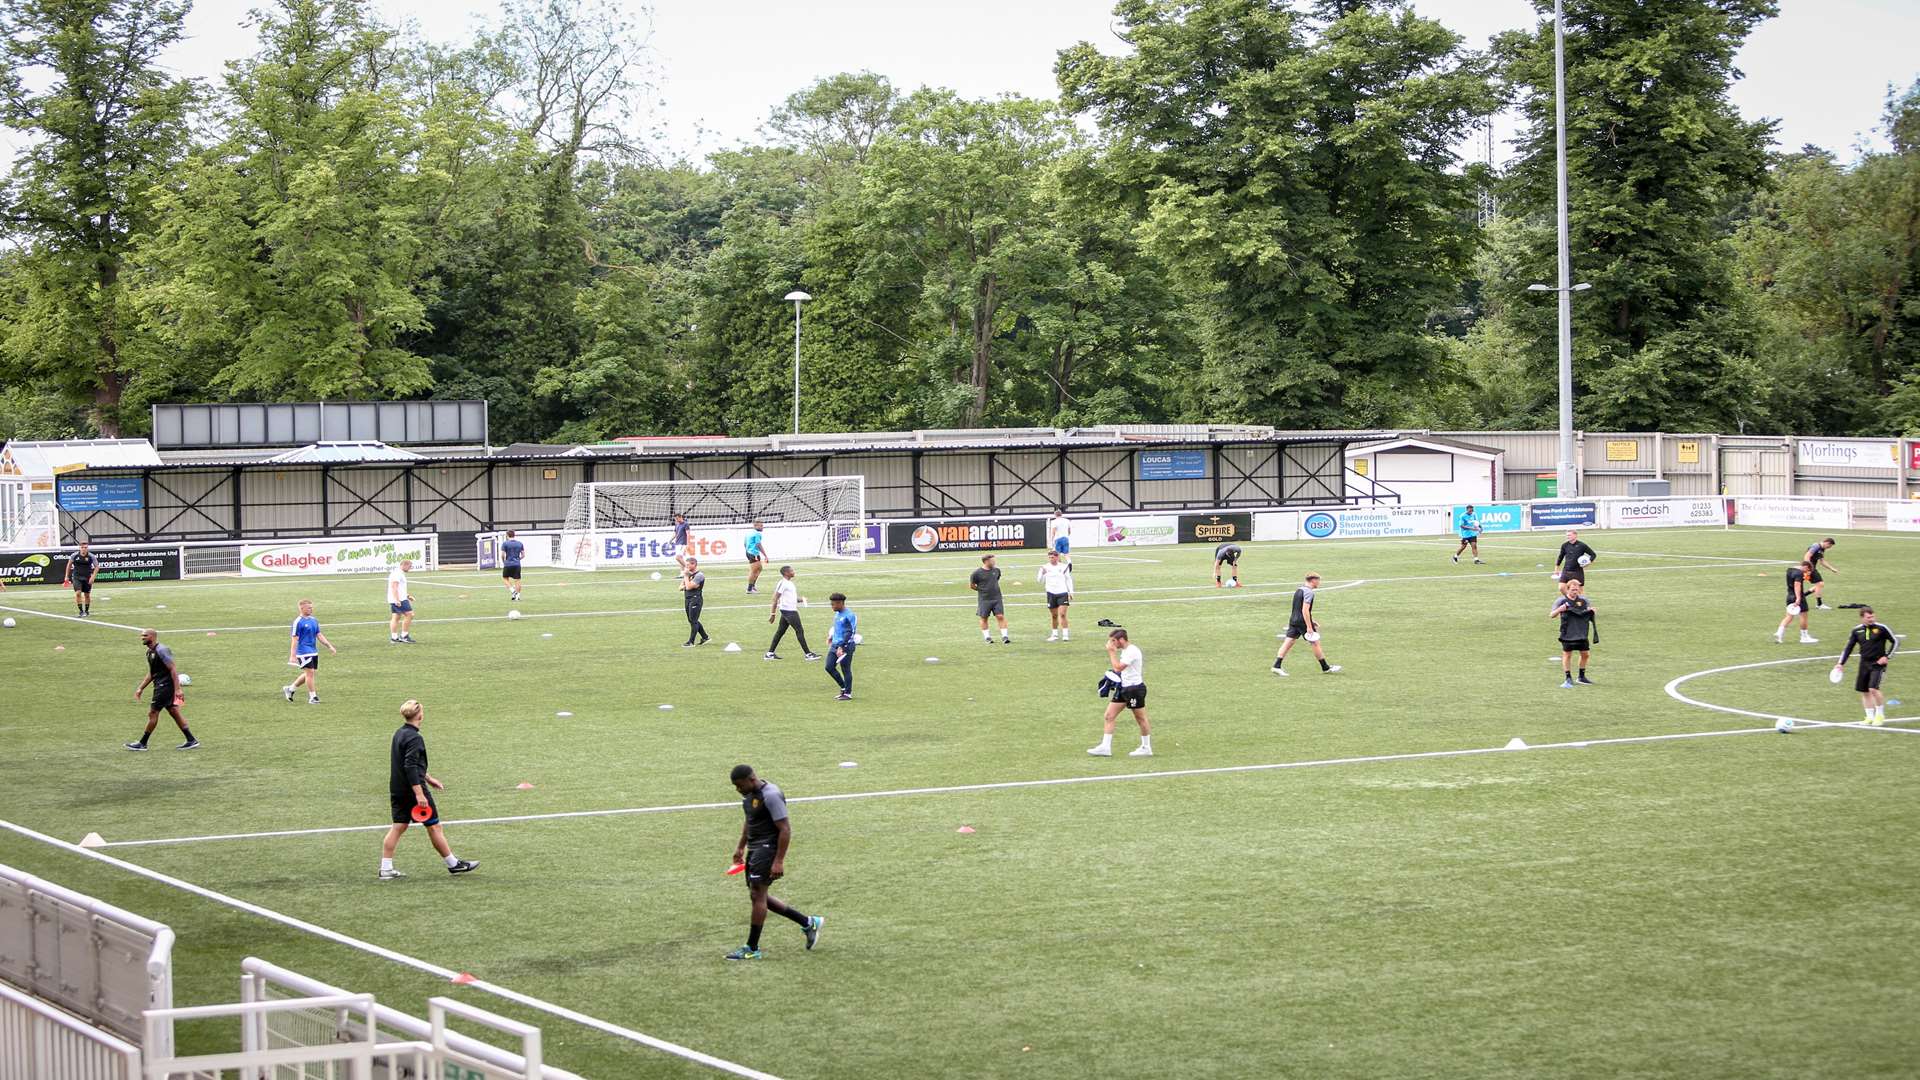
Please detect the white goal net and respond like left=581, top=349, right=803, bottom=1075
left=557, top=476, right=868, bottom=569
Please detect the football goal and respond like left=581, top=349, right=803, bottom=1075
left=553, top=475, right=868, bottom=569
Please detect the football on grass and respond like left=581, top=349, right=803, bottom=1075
left=508, top=609, right=522, bottom=620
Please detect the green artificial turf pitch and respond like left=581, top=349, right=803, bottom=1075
left=1, top=526, right=1916, bottom=1079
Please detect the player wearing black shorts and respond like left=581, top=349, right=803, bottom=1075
left=1553, top=530, right=1597, bottom=597
left=379, top=699, right=477, bottom=880
left=64, top=541, right=97, bottom=616
left=1213, top=543, right=1242, bottom=587
left=1088, top=628, right=1151, bottom=757
left=1271, top=573, right=1339, bottom=676
left=125, top=629, right=197, bottom=750
left=500, top=530, right=525, bottom=601
left=681, top=557, right=710, bottom=646
left=726, top=765, right=823, bottom=960
left=1803, top=538, right=1837, bottom=610
left=1834, top=606, right=1896, bottom=725
left=1774, top=561, right=1816, bottom=644
left=1550, top=580, right=1599, bottom=687
left=971, top=554, right=1009, bottom=643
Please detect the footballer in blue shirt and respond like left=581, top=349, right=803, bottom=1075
left=826, top=593, right=857, bottom=701
left=283, top=599, right=337, bottom=704
left=501, top=530, right=526, bottom=601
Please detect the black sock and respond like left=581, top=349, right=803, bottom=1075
left=1319, top=658, right=1330, bottom=671
left=134, top=735, right=148, bottom=746
left=1272, top=657, right=1284, bottom=669
left=778, top=906, right=808, bottom=927
left=747, top=922, right=763, bottom=949
left=1563, top=670, right=1572, bottom=681
left=1579, top=668, right=1587, bottom=678
left=179, top=728, right=194, bottom=741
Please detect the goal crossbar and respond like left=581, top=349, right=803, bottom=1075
left=555, top=475, right=868, bottom=568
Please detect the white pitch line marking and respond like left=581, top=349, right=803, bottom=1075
left=0, top=819, right=784, bottom=1080
left=1663, top=653, right=1920, bottom=734
left=0, top=604, right=146, bottom=633
left=98, top=720, right=1819, bottom=849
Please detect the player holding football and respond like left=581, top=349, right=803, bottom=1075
left=825, top=592, right=856, bottom=700
left=1213, top=542, right=1242, bottom=588
left=1834, top=606, right=1896, bottom=725
left=125, top=629, right=198, bottom=751
left=1271, top=573, right=1339, bottom=676
left=1088, top=628, right=1151, bottom=757
left=380, top=699, right=478, bottom=880
left=725, top=764, right=823, bottom=960
left=1803, top=538, right=1837, bottom=611
left=1553, top=530, right=1597, bottom=598
left=1550, top=580, right=1599, bottom=687
left=1452, top=506, right=1484, bottom=564
left=971, top=554, right=1010, bottom=644
left=744, top=520, right=768, bottom=594
left=64, top=540, right=97, bottom=617
left=1037, top=549, right=1074, bottom=642
left=1774, top=560, right=1817, bottom=644
left=283, top=599, right=337, bottom=704
left=500, top=530, right=525, bottom=602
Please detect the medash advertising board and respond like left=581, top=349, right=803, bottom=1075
left=886, top=518, right=1045, bottom=554
left=1177, top=513, right=1252, bottom=544
left=1604, top=497, right=1727, bottom=529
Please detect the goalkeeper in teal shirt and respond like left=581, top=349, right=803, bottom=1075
left=745, top=520, right=768, bottom=594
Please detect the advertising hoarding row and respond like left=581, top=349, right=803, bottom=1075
left=0, top=546, right=181, bottom=586
left=240, top=536, right=436, bottom=577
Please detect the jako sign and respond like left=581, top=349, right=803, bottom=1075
left=241, top=538, right=433, bottom=576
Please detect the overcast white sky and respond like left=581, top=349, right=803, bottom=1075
left=21, top=0, right=1920, bottom=164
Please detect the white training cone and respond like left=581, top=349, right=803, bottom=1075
left=650, top=571, right=662, bottom=581
left=78, top=832, right=105, bottom=848
left=1505, top=737, right=1528, bottom=750
left=924, top=657, right=941, bottom=664
left=541, top=632, right=553, bottom=638
left=723, top=642, right=741, bottom=652
left=556, top=711, right=573, bottom=718
left=839, top=761, right=858, bottom=768
left=658, top=703, right=674, bottom=711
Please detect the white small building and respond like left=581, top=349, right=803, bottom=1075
left=0, top=439, right=163, bottom=548
left=1345, top=435, right=1503, bottom=507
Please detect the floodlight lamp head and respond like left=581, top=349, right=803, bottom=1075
left=1526, top=284, right=1552, bottom=292
left=785, top=291, right=812, bottom=303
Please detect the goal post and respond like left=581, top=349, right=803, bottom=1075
left=557, top=476, right=868, bottom=569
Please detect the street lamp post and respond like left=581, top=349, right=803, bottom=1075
left=784, top=291, right=811, bottom=436
left=1550, top=0, right=1576, bottom=498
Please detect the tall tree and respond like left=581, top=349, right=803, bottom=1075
left=0, top=0, right=196, bottom=434
left=1493, top=0, right=1778, bottom=430
left=1059, top=0, right=1496, bottom=426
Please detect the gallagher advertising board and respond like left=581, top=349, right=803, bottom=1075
left=886, top=518, right=1046, bottom=554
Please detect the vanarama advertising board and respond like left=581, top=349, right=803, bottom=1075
left=241, top=536, right=435, bottom=577
left=885, top=518, right=1045, bottom=554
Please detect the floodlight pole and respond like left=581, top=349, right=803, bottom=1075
left=1552, top=0, right=1576, bottom=499
left=785, top=291, right=811, bottom=436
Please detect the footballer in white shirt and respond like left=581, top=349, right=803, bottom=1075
left=1089, top=628, right=1152, bottom=757
left=1036, top=550, right=1075, bottom=641
left=765, top=565, right=821, bottom=661
left=387, top=559, right=416, bottom=643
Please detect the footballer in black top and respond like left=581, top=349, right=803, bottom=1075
left=726, top=764, right=822, bottom=960
left=1550, top=581, right=1598, bottom=687
left=1775, top=561, right=1815, bottom=643
left=1835, top=606, right=1896, bottom=723
left=681, top=558, right=710, bottom=646
left=65, top=542, right=98, bottom=615
left=1271, top=573, right=1338, bottom=675
left=378, top=699, right=476, bottom=879
left=1213, top=543, right=1242, bottom=587
left=970, top=554, right=1009, bottom=642
left=1554, top=531, right=1597, bottom=595
left=125, top=628, right=196, bottom=751
left=1802, top=538, right=1837, bottom=609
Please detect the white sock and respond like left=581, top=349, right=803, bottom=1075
left=1095, top=734, right=1112, bottom=751
left=982, top=629, right=991, bottom=640
left=1001, top=630, right=1010, bottom=640
left=444, top=853, right=460, bottom=869
left=283, top=684, right=293, bottom=693
left=1875, top=706, right=1886, bottom=720
left=380, top=858, right=394, bottom=872
left=1139, top=736, right=1152, bottom=751
left=391, top=634, right=400, bottom=641
left=309, top=693, right=319, bottom=701
left=1061, top=629, right=1069, bottom=640
left=1866, top=710, right=1877, bottom=721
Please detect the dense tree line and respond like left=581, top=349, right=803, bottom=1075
left=1, top=0, right=1915, bottom=442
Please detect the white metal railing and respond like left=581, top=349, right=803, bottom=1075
left=142, top=993, right=432, bottom=1080
left=0, top=980, right=141, bottom=1080
left=0, top=863, right=175, bottom=1056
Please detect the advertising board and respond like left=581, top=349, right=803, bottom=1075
left=1530, top=502, right=1598, bottom=528
left=1733, top=497, right=1850, bottom=530
left=1604, top=497, right=1727, bottom=529
left=0, top=546, right=181, bottom=587
left=1098, top=515, right=1179, bottom=547
left=1453, top=503, right=1525, bottom=533
left=1177, top=512, right=1253, bottom=545
left=1796, top=439, right=1897, bottom=471
left=885, top=518, right=1045, bottom=554
left=241, top=536, right=435, bottom=577
left=1138, top=451, right=1207, bottom=480
left=1887, top=501, right=1920, bottom=532
left=1297, top=505, right=1451, bottom=539
left=55, top=477, right=144, bottom=511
